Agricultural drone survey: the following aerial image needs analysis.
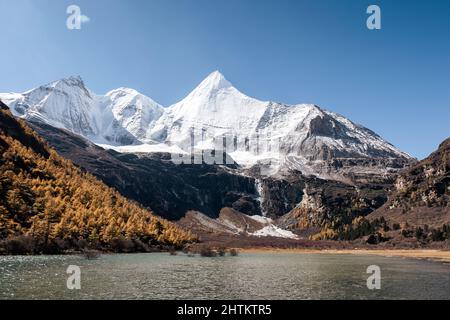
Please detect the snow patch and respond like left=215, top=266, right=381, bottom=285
left=248, top=215, right=273, bottom=224
left=250, top=225, right=299, bottom=239
left=247, top=215, right=298, bottom=239
left=97, top=143, right=188, bottom=154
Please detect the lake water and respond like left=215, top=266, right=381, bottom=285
left=0, top=252, right=449, bottom=299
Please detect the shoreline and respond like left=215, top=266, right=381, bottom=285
left=239, top=247, right=450, bottom=263
left=2, top=248, right=450, bottom=264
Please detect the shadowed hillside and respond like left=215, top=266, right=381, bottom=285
left=28, top=120, right=261, bottom=220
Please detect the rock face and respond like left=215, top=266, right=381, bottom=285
left=368, top=137, right=450, bottom=228
left=261, top=175, right=390, bottom=235
left=390, top=138, right=449, bottom=209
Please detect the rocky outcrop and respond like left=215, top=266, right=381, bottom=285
left=368, top=137, right=450, bottom=228
left=275, top=155, right=412, bottom=185
left=275, top=177, right=389, bottom=232
left=389, top=138, right=449, bottom=209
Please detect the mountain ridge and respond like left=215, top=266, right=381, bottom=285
left=0, top=71, right=413, bottom=182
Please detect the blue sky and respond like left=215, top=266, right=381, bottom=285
left=0, top=0, right=449, bottom=159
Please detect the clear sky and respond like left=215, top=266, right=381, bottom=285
left=0, top=0, right=449, bottom=159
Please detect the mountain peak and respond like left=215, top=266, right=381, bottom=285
left=60, top=76, right=96, bottom=100
left=107, top=87, right=141, bottom=97
left=43, top=75, right=89, bottom=94
left=57, top=75, right=85, bottom=87
left=106, top=87, right=163, bottom=109
left=197, top=70, right=233, bottom=92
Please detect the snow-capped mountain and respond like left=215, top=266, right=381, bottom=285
left=0, top=71, right=412, bottom=181
left=148, top=71, right=412, bottom=180
left=0, top=76, right=164, bottom=146
left=149, top=71, right=269, bottom=152
left=0, top=76, right=100, bottom=137
left=100, top=87, right=164, bottom=145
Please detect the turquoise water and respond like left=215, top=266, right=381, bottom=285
left=0, top=252, right=449, bottom=299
